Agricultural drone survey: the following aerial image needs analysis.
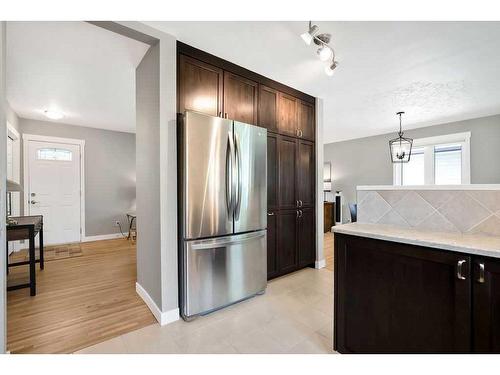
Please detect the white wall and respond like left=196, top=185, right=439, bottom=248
left=315, top=98, right=325, bottom=268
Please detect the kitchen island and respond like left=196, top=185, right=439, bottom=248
left=333, top=223, right=500, bottom=353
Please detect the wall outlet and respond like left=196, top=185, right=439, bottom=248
left=114, top=220, right=120, bottom=227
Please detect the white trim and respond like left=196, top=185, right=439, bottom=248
left=81, top=233, right=128, bottom=242
left=315, top=259, right=326, bottom=269
left=7, top=122, right=22, bottom=253
left=135, top=282, right=180, bottom=326
left=358, top=184, right=500, bottom=191
left=7, top=122, right=19, bottom=141
left=393, top=131, right=471, bottom=186
left=23, top=133, right=86, bottom=241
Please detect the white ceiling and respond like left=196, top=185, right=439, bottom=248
left=6, top=21, right=150, bottom=133
left=146, top=21, right=500, bottom=143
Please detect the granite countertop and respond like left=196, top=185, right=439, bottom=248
left=333, top=222, right=500, bottom=259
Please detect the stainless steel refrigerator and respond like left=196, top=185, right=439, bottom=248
left=179, top=110, right=267, bottom=320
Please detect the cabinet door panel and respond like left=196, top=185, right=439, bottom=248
left=298, top=140, right=315, bottom=208
left=178, top=54, right=223, bottom=116
left=278, top=92, right=298, bottom=137
left=278, top=136, right=298, bottom=209
left=267, top=211, right=278, bottom=279
left=277, top=210, right=298, bottom=273
left=298, top=208, right=315, bottom=266
left=473, top=258, right=500, bottom=353
left=223, top=71, right=258, bottom=124
left=259, top=85, right=278, bottom=132
left=267, top=133, right=278, bottom=210
left=298, top=100, right=315, bottom=141
left=335, top=234, right=471, bottom=353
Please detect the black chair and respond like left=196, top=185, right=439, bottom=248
left=349, top=203, right=357, bottom=223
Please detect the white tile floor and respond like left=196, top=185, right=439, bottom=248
left=76, top=267, right=335, bottom=354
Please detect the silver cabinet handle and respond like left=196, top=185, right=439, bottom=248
left=267, top=212, right=275, bottom=216
left=299, top=129, right=303, bottom=137
left=299, top=210, right=303, bottom=218
left=296, top=129, right=300, bottom=137
left=299, top=200, right=303, bottom=207
left=478, top=263, right=485, bottom=283
left=224, top=112, right=228, bottom=119
left=296, top=200, right=299, bottom=207
left=218, top=111, right=222, bottom=117
left=296, top=210, right=300, bottom=218
left=457, top=259, right=467, bottom=280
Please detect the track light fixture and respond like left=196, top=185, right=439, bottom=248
left=301, top=21, right=339, bottom=76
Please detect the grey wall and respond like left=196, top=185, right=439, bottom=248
left=136, top=43, right=162, bottom=308
left=324, top=114, right=500, bottom=222
left=1, top=20, right=7, bottom=354
left=19, top=118, right=136, bottom=237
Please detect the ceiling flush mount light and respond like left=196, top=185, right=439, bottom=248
left=300, top=21, right=339, bottom=76
left=44, top=109, right=64, bottom=120
left=389, top=111, right=413, bottom=163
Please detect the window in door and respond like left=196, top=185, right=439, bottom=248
left=394, top=132, right=470, bottom=186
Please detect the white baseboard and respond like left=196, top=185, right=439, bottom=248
left=315, top=259, right=326, bottom=269
left=81, top=233, right=128, bottom=242
left=135, top=282, right=179, bottom=326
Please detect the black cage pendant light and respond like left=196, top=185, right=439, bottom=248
left=389, top=111, right=413, bottom=163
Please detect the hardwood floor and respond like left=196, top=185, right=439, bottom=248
left=7, top=238, right=156, bottom=354
left=324, top=232, right=334, bottom=271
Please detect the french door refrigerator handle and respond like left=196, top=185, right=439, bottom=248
left=234, top=131, right=243, bottom=220
left=190, top=231, right=266, bottom=250
left=226, top=132, right=234, bottom=216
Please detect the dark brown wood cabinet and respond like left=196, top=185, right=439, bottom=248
left=335, top=233, right=500, bottom=354
left=335, top=233, right=472, bottom=353
left=278, top=136, right=298, bottom=210
left=298, top=140, right=315, bottom=208
left=178, top=54, right=223, bottom=117
left=266, top=211, right=278, bottom=279
left=278, top=92, right=298, bottom=137
left=277, top=209, right=298, bottom=274
left=177, top=42, right=316, bottom=281
left=472, top=257, right=500, bottom=352
left=298, top=100, right=315, bottom=141
left=258, top=85, right=279, bottom=132
left=298, top=208, right=315, bottom=266
left=323, top=202, right=335, bottom=233
left=223, top=71, right=258, bottom=124
left=267, top=133, right=279, bottom=211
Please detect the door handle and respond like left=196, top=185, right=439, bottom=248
left=478, top=263, right=485, bottom=283
left=30, top=200, right=39, bottom=205
left=226, top=132, right=235, bottom=216
left=457, top=259, right=467, bottom=280
left=234, top=132, right=242, bottom=220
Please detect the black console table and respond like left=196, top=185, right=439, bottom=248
left=6, top=215, right=44, bottom=296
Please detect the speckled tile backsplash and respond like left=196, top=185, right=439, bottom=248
left=357, top=189, right=500, bottom=236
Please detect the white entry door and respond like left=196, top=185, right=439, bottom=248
left=26, top=139, right=82, bottom=245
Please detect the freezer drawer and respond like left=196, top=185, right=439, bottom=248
left=181, top=230, right=267, bottom=319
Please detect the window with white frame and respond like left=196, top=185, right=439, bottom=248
left=393, top=132, right=471, bottom=186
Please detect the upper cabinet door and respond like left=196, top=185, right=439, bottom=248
left=178, top=54, right=223, bottom=116
left=473, top=257, right=500, bottom=353
left=278, top=92, right=298, bottom=137
left=298, top=140, right=315, bottom=208
left=223, top=71, right=258, bottom=124
left=258, top=85, right=279, bottom=132
left=298, top=100, right=315, bottom=141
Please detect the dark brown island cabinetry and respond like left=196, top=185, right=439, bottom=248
left=334, top=233, right=500, bottom=353
left=177, top=41, right=316, bottom=280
